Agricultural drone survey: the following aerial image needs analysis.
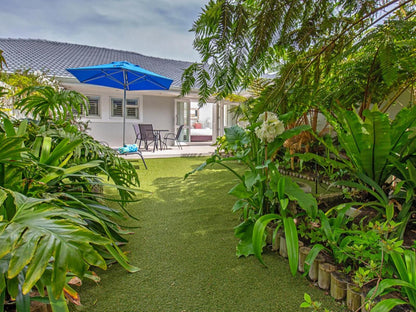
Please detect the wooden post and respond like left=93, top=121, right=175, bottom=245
left=279, top=236, right=288, bottom=258
left=272, top=232, right=280, bottom=252
left=298, top=246, right=311, bottom=273
left=318, top=263, right=336, bottom=290
left=347, top=284, right=362, bottom=311
left=330, top=271, right=347, bottom=300
left=308, top=254, right=324, bottom=281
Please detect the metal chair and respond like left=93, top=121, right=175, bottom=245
left=132, top=124, right=143, bottom=148
left=163, top=125, right=184, bottom=150
left=138, top=124, right=158, bottom=152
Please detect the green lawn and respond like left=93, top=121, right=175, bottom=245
left=72, top=157, right=346, bottom=312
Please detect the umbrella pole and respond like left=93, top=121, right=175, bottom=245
left=123, top=71, right=127, bottom=146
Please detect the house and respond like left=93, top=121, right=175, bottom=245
left=0, top=38, right=239, bottom=147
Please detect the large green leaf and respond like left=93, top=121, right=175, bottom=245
left=0, top=135, right=27, bottom=163
left=336, top=110, right=367, bottom=171
left=370, top=298, right=408, bottom=312
left=252, top=214, right=280, bottom=265
left=361, top=108, right=391, bottom=184
left=234, top=219, right=256, bottom=257
left=39, top=161, right=102, bottom=184
left=390, top=250, right=416, bottom=306
left=283, top=217, right=299, bottom=276
left=0, top=191, right=109, bottom=298
left=39, top=137, right=82, bottom=167
left=224, top=125, right=250, bottom=150
left=228, top=182, right=253, bottom=199
left=46, top=285, right=69, bottom=312
left=283, top=176, right=317, bottom=219
left=368, top=278, right=416, bottom=299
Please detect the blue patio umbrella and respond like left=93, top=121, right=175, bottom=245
left=66, top=61, right=173, bottom=146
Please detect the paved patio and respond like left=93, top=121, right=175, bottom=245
left=120, top=142, right=216, bottom=159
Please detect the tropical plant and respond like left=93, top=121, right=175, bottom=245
left=304, top=106, right=416, bottom=243
left=322, top=106, right=416, bottom=186
left=186, top=103, right=316, bottom=275
left=15, top=86, right=88, bottom=125
left=251, top=168, right=318, bottom=275
left=0, top=82, right=141, bottom=311
left=366, top=248, right=416, bottom=312
left=0, top=69, right=61, bottom=95
left=300, top=293, right=332, bottom=312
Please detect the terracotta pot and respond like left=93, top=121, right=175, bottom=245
left=318, top=263, right=336, bottom=290
left=330, top=271, right=347, bottom=300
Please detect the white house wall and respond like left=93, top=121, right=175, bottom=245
left=62, top=82, right=176, bottom=147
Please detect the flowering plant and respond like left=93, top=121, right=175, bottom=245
left=186, top=100, right=314, bottom=275
left=255, top=112, right=285, bottom=143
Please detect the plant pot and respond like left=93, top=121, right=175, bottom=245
left=308, top=254, right=325, bottom=281
left=318, top=262, right=336, bottom=290
left=298, top=246, right=311, bottom=273
left=279, top=236, right=287, bottom=258
left=330, top=271, right=348, bottom=300
left=347, top=283, right=362, bottom=311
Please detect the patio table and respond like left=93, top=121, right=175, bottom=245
left=153, top=129, right=169, bottom=150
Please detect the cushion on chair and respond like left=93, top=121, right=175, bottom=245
left=118, top=144, right=139, bottom=154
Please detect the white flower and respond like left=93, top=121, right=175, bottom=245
left=255, top=112, right=285, bottom=143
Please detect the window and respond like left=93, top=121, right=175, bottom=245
left=81, top=96, right=100, bottom=117
left=87, top=96, right=99, bottom=116
left=111, top=98, right=139, bottom=119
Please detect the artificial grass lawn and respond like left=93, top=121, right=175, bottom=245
left=73, top=157, right=347, bottom=312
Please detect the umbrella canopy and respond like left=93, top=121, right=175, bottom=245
left=66, top=61, right=173, bottom=145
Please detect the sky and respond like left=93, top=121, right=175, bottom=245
left=0, top=0, right=209, bottom=62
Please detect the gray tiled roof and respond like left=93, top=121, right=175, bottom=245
left=0, top=38, right=194, bottom=88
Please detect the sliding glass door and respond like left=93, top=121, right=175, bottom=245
left=175, top=100, right=190, bottom=142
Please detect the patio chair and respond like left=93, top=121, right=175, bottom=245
left=138, top=124, right=158, bottom=152
left=132, top=124, right=143, bottom=148
left=100, top=141, right=147, bottom=169
left=163, top=125, right=184, bottom=150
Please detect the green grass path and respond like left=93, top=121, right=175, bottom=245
left=74, top=158, right=346, bottom=312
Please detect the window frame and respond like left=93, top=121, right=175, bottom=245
left=110, top=97, right=142, bottom=120
left=80, top=95, right=100, bottom=118
left=85, top=96, right=100, bottom=117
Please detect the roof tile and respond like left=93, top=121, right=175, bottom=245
left=0, top=38, right=193, bottom=87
